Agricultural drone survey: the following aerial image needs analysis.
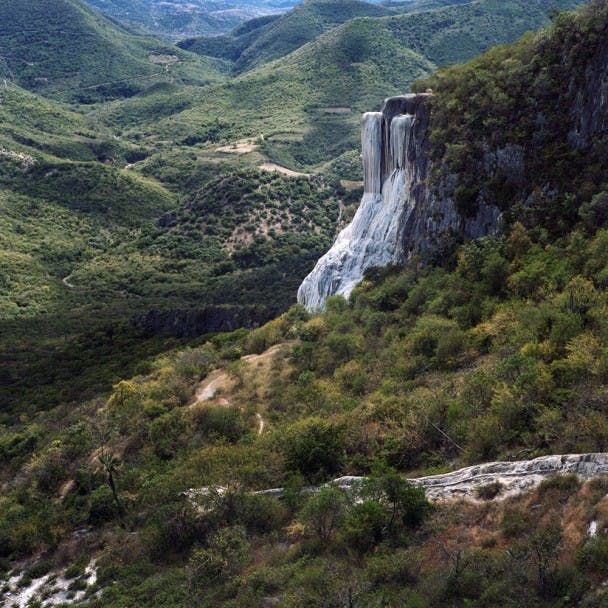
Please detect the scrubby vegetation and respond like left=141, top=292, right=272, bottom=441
left=4, top=0, right=608, bottom=606
left=0, top=0, right=229, bottom=102
left=6, top=211, right=608, bottom=604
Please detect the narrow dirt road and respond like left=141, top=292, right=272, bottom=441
left=195, top=370, right=227, bottom=402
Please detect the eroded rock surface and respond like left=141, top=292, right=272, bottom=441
left=297, top=94, right=501, bottom=311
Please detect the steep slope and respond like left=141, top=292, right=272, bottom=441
left=179, top=0, right=393, bottom=73
left=0, top=0, right=229, bottom=102
left=177, top=14, right=281, bottom=62
left=3, top=5, right=608, bottom=607
left=299, top=2, right=595, bottom=308
left=381, top=0, right=583, bottom=67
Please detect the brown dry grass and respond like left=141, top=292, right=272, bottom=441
left=340, top=179, right=363, bottom=191
left=258, top=163, right=310, bottom=178
left=419, top=480, right=608, bottom=570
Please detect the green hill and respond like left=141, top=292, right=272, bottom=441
left=3, top=5, right=608, bottom=606
left=82, top=0, right=295, bottom=42
left=0, top=83, right=173, bottom=220
left=108, top=0, right=582, bottom=173
left=179, top=0, right=393, bottom=73
left=0, top=0, right=229, bottom=102
left=0, top=80, right=355, bottom=410
left=382, top=0, right=583, bottom=67
left=177, top=14, right=281, bottom=62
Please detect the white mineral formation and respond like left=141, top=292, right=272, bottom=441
left=1, top=560, right=98, bottom=607
left=297, top=95, right=425, bottom=311
left=249, top=453, right=608, bottom=503
left=413, top=453, right=608, bottom=501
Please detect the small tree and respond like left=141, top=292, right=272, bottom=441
left=282, top=417, right=344, bottom=483
left=341, top=501, right=385, bottom=553
left=189, top=525, right=250, bottom=589
left=507, top=518, right=562, bottom=596
left=364, top=464, right=431, bottom=532
left=98, top=445, right=124, bottom=520
left=299, top=486, right=347, bottom=542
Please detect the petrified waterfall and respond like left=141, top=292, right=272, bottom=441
left=297, top=94, right=427, bottom=311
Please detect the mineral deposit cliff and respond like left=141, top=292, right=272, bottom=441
left=297, top=94, right=501, bottom=311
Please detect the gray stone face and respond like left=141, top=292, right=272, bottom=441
left=569, top=36, right=608, bottom=148
left=297, top=94, right=502, bottom=311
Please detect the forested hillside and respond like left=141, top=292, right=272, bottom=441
left=178, top=0, right=392, bottom=72
left=0, top=0, right=229, bottom=101
left=3, top=3, right=608, bottom=607
left=114, top=0, right=581, bottom=177
left=82, top=0, right=296, bottom=41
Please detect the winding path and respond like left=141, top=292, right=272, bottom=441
left=193, top=344, right=287, bottom=435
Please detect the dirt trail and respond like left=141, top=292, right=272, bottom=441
left=193, top=343, right=288, bottom=435
left=195, top=370, right=228, bottom=402
left=258, top=163, right=310, bottom=178
left=256, top=413, right=265, bottom=436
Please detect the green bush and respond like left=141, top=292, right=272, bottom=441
left=193, top=406, right=244, bottom=443
left=188, top=526, right=250, bottom=588
left=299, top=486, right=347, bottom=542
left=282, top=418, right=345, bottom=483
left=341, top=501, right=385, bottom=553
left=147, top=410, right=187, bottom=460
left=578, top=536, right=608, bottom=574
left=475, top=481, right=504, bottom=500
left=88, top=485, right=117, bottom=524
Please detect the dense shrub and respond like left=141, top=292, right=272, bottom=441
left=282, top=418, right=345, bottom=483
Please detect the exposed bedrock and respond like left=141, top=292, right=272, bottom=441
left=297, top=93, right=501, bottom=311
left=250, top=453, right=608, bottom=503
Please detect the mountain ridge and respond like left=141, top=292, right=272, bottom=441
left=0, top=0, right=229, bottom=101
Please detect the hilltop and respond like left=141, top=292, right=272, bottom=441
left=82, top=0, right=297, bottom=41
left=178, top=0, right=393, bottom=73
left=181, top=0, right=581, bottom=75
left=0, top=0, right=229, bottom=101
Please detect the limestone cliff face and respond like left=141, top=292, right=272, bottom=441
left=297, top=94, right=501, bottom=311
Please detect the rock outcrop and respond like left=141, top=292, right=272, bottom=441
left=297, top=94, right=501, bottom=311
left=568, top=35, right=608, bottom=148
left=248, top=453, right=608, bottom=503
left=324, top=454, right=608, bottom=501
left=412, top=452, right=608, bottom=501
left=134, top=305, right=270, bottom=338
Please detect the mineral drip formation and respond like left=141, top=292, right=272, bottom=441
left=297, top=94, right=429, bottom=311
